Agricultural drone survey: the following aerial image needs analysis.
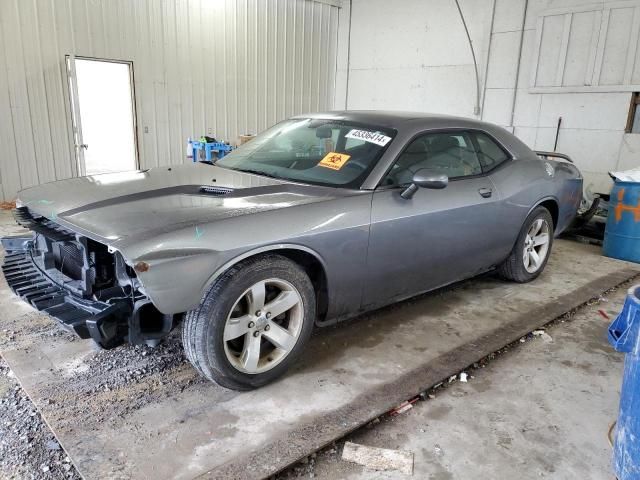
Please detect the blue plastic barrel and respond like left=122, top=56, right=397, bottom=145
left=609, top=285, right=640, bottom=479
left=604, top=181, right=640, bottom=263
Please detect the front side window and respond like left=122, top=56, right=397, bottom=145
left=216, top=119, right=396, bottom=188
left=382, top=131, right=482, bottom=186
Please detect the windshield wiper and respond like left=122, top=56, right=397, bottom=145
left=234, top=168, right=283, bottom=180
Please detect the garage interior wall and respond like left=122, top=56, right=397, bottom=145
left=334, top=0, right=494, bottom=118
left=0, top=0, right=339, bottom=202
left=490, top=0, right=640, bottom=198
left=336, top=0, right=640, bottom=197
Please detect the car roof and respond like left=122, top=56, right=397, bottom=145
left=291, top=110, right=497, bottom=131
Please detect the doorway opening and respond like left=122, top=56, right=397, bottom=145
left=66, top=56, right=138, bottom=176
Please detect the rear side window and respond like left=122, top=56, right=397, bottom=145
left=472, top=132, right=509, bottom=171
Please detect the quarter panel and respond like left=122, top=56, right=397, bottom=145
left=488, top=155, right=582, bottom=255
left=551, top=161, right=583, bottom=233
left=486, top=158, right=551, bottom=255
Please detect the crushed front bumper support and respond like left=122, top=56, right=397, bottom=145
left=2, top=251, right=126, bottom=347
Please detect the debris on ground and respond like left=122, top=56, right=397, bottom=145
left=598, top=309, right=611, bottom=320
left=0, top=357, right=81, bottom=479
left=532, top=330, right=553, bottom=343
left=390, top=397, right=419, bottom=416
left=32, top=328, right=206, bottom=436
left=66, top=331, right=190, bottom=394
left=341, top=441, right=413, bottom=475
left=272, top=443, right=340, bottom=479
left=459, top=372, right=468, bottom=383
left=277, top=279, right=638, bottom=479
left=390, top=401, right=413, bottom=416
left=0, top=316, right=205, bottom=479
left=45, top=440, right=61, bottom=451
left=418, top=390, right=436, bottom=400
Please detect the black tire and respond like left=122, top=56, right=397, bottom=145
left=184, top=254, right=315, bottom=390
left=497, top=206, right=554, bottom=283
left=182, top=309, right=206, bottom=377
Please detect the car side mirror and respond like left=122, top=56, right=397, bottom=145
left=400, top=169, right=448, bottom=199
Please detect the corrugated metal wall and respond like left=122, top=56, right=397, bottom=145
left=0, top=0, right=339, bottom=201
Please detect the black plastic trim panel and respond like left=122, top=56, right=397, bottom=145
left=13, top=207, right=74, bottom=242
left=2, top=251, right=121, bottom=342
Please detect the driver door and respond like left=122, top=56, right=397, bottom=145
left=362, top=130, right=504, bottom=308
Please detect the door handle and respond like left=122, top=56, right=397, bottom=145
left=478, top=187, right=492, bottom=198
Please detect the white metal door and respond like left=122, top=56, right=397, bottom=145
left=66, top=56, right=138, bottom=176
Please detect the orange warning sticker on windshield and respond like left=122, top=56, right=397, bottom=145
left=318, top=152, right=351, bottom=170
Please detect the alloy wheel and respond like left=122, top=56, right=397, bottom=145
left=223, top=278, right=304, bottom=374
left=523, top=218, right=550, bottom=273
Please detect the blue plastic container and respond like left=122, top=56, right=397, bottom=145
left=604, top=181, right=640, bottom=264
left=189, top=140, right=234, bottom=163
left=609, top=285, right=640, bottom=479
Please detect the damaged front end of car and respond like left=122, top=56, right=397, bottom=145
left=2, top=207, right=175, bottom=348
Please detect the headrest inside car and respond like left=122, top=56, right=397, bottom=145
left=429, top=136, right=459, bottom=153
left=316, top=127, right=333, bottom=139
left=406, top=139, right=428, bottom=154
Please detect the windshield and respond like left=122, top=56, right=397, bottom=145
left=216, top=118, right=396, bottom=188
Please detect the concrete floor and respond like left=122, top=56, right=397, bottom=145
left=288, top=285, right=629, bottom=479
left=0, top=208, right=638, bottom=479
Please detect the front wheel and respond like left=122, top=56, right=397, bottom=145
left=182, top=254, right=315, bottom=390
left=497, top=206, right=554, bottom=283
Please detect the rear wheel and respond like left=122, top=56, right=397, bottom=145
left=498, top=206, right=554, bottom=283
left=183, top=254, right=315, bottom=390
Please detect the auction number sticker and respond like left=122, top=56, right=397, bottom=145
left=345, top=129, right=392, bottom=147
left=318, top=152, right=351, bottom=170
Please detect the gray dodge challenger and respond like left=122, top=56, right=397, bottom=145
left=2, top=111, right=582, bottom=390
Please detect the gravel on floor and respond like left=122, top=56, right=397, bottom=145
left=0, top=357, right=81, bottom=480
left=0, top=315, right=200, bottom=480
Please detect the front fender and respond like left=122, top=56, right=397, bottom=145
left=130, top=243, right=328, bottom=315
left=200, top=243, right=328, bottom=295
left=131, top=248, right=221, bottom=314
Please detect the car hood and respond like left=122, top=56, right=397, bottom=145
left=17, top=163, right=352, bottom=246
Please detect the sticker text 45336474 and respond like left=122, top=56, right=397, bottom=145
left=345, top=129, right=392, bottom=147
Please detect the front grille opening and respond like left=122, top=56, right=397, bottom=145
left=88, top=239, right=115, bottom=289
left=55, top=242, right=84, bottom=280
